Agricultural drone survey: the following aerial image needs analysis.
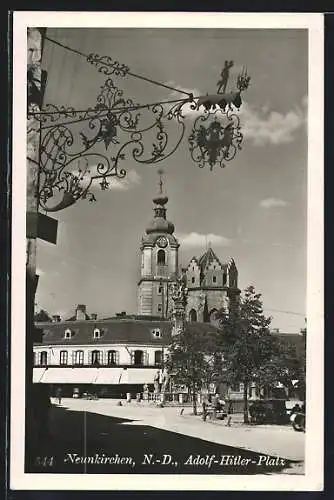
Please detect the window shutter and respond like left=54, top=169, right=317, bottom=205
left=115, top=351, right=120, bottom=365
left=144, top=351, right=149, bottom=366
left=130, top=351, right=135, bottom=365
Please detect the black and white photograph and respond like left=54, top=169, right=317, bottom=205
left=11, top=12, right=323, bottom=491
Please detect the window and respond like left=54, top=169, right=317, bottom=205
left=91, top=350, right=101, bottom=365
left=189, top=309, right=197, bottom=322
left=223, top=273, right=227, bottom=286
left=33, top=352, right=37, bottom=366
left=133, top=350, right=144, bottom=366
left=157, top=249, right=166, bottom=265
left=154, top=350, right=163, bottom=365
left=158, top=304, right=162, bottom=313
left=231, top=383, right=241, bottom=392
left=64, top=328, right=73, bottom=339
left=93, top=328, right=101, bottom=339
left=191, top=277, right=195, bottom=284
left=158, top=284, right=163, bottom=294
left=73, top=350, right=84, bottom=365
left=40, top=351, right=48, bottom=366
left=209, top=309, right=217, bottom=322
left=107, top=350, right=118, bottom=365
left=151, top=328, right=162, bottom=338
left=60, top=350, right=68, bottom=365
left=213, top=275, right=217, bottom=283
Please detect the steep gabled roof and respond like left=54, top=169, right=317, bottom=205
left=198, top=247, right=225, bottom=272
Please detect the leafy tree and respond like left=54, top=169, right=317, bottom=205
left=216, top=285, right=280, bottom=423
left=34, top=308, right=52, bottom=322
left=166, top=326, right=217, bottom=415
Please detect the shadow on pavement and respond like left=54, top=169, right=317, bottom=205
left=25, top=404, right=302, bottom=475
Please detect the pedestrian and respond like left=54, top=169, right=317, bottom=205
left=56, top=387, right=62, bottom=405
left=291, top=403, right=301, bottom=414
left=202, top=400, right=208, bottom=422
left=227, top=401, right=234, bottom=414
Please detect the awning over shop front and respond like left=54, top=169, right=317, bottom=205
left=94, top=368, right=124, bottom=384
left=120, top=368, right=158, bottom=385
left=33, top=368, right=100, bottom=384
left=33, top=367, right=159, bottom=385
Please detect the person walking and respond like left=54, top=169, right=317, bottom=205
left=56, top=387, right=62, bottom=405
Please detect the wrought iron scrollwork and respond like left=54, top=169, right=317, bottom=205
left=37, top=78, right=192, bottom=211
left=86, top=53, right=130, bottom=77
left=188, top=110, right=243, bottom=171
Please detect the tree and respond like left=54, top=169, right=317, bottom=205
left=34, top=309, right=52, bottom=323
left=216, top=285, right=280, bottom=423
left=166, top=326, right=217, bottom=415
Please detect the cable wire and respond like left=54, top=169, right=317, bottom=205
left=44, top=35, right=194, bottom=98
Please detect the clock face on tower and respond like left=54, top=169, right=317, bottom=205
left=157, top=236, right=168, bottom=248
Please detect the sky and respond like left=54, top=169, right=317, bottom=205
left=35, top=27, right=308, bottom=332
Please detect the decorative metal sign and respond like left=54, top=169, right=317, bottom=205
left=188, top=65, right=251, bottom=170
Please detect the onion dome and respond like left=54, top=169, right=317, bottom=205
left=145, top=195, right=175, bottom=235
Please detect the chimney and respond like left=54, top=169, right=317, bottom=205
left=76, top=304, right=86, bottom=321
left=52, top=315, right=61, bottom=323
left=91, top=313, right=97, bottom=321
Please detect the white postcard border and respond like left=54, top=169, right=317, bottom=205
left=10, top=11, right=324, bottom=491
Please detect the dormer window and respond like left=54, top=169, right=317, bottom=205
left=64, top=328, right=73, bottom=339
left=151, top=328, right=162, bottom=338
left=93, top=328, right=101, bottom=339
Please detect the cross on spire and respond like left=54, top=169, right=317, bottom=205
left=157, top=168, right=164, bottom=195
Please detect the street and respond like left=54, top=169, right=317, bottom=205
left=26, top=398, right=305, bottom=475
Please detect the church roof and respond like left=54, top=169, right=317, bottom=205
left=198, top=247, right=226, bottom=272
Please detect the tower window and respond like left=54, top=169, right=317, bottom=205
left=157, top=249, right=166, bottom=265
left=191, top=277, right=195, bottom=284
left=213, top=276, right=217, bottom=283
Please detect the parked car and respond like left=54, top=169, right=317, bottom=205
left=249, top=399, right=289, bottom=424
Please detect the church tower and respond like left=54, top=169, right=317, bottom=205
left=184, top=246, right=240, bottom=323
left=138, top=170, right=180, bottom=317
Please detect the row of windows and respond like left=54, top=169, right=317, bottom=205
left=34, top=349, right=164, bottom=367
left=189, top=275, right=227, bottom=285
left=64, top=328, right=102, bottom=340
left=188, top=309, right=218, bottom=322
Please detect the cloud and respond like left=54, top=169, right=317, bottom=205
left=240, top=96, right=307, bottom=146
left=74, top=166, right=141, bottom=192
left=100, top=168, right=141, bottom=191
left=178, top=232, right=232, bottom=248
left=260, top=198, right=289, bottom=209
